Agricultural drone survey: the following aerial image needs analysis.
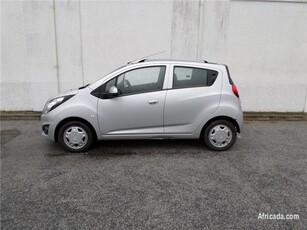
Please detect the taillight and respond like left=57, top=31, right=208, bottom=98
left=232, top=85, right=239, bottom=98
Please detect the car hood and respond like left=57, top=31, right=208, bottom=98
left=46, top=83, right=92, bottom=102
left=47, top=89, right=79, bottom=102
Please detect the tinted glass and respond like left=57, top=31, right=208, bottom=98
left=173, top=67, right=218, bottom=89
left=105, top=78, right=116, bottom=93
left=104, top=66, right=166, bottom=95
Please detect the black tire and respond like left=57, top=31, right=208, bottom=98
left=203, top=120, right=237, bottom=151
left=58, top=121, right=93, bottom=153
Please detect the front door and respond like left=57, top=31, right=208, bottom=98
left=97, top=66, right=167, bottom=136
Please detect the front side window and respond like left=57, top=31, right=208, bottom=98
left=103, top=66, right=166, bottom=96
left=173, top=66, right=218, bottom=89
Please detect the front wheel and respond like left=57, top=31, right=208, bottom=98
left=203, top=120, right=237, bottom=151
left=58, top=121, right=93, bottom=152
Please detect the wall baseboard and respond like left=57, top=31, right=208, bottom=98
left=243, top=112, right=307, bottom=121
left=0, top=111, right=41, bottom=120
left=0, top=111, right=306, bottom=121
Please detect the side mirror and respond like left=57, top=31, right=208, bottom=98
left=108, top=86, right=119, bottom=97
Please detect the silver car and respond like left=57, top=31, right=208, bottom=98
left=41, top=59, right=243, bottom=152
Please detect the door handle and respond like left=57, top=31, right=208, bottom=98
left=148, top=99, right=159, bottom=105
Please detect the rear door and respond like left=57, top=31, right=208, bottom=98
left=164, top=65, right=222, bottom=134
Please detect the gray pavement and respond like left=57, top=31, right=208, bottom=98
left=1, top=120, right=306, bottom=229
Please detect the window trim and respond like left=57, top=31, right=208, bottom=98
left=101, top=65, right=167, bottom=99
left=172, top=65, right=219, bottom=89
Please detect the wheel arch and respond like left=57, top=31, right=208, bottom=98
left=200, top=116, right=241, bottom=139
left=54, top=117, right=98, bottom=143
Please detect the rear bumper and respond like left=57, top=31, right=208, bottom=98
left=236, top=111, right=244, bottom=133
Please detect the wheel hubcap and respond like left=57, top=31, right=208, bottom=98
left=63, top=126, right=88, bottom=150
left=208, top=124, right=232, bottom=148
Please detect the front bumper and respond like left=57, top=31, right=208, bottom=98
left=41, top=113, right=57, bottom=142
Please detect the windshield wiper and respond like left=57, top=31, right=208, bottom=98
left=78, top=84, right=90, bottom=90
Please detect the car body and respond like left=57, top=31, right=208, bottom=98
left=41, top=59, right=243, bottom=152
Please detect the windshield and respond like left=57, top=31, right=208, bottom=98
left=88, top=64, right=128, bottom=89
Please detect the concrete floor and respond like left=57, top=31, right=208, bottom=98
left=1, top=120, right=306, bottom=229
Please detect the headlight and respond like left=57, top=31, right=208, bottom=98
left=42, top=95, right=74, bottom=114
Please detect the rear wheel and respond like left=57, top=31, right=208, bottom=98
left=58, top=121, right=93, bottom=152
left=203, top=120, right=237, bottom=151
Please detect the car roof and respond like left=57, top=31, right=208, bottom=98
left=128, top=58, right=224, bottom=67
left=146, top=58, right=205, bottom=63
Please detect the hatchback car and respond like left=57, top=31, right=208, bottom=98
left=41, top=59, right=243, bottom=152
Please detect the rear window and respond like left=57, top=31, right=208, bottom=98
left=224, top=65, right=234, bottom=85
left=173, top=66, right=218, bottom=89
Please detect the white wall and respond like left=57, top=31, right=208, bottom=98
left=1, top=0, right=307, bottom=112
left=1, top=1, right=58, bottom=111
left=54, top=0, right=83, bottom=92
left=79, top=0, right=173, bottom=83
left=226, top=0, right=307, bottom=112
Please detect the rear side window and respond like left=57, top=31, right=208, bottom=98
left=173, top=66, right=218, bottom=89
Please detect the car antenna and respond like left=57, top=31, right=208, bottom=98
left=128, top=51, right=167, bottom=64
